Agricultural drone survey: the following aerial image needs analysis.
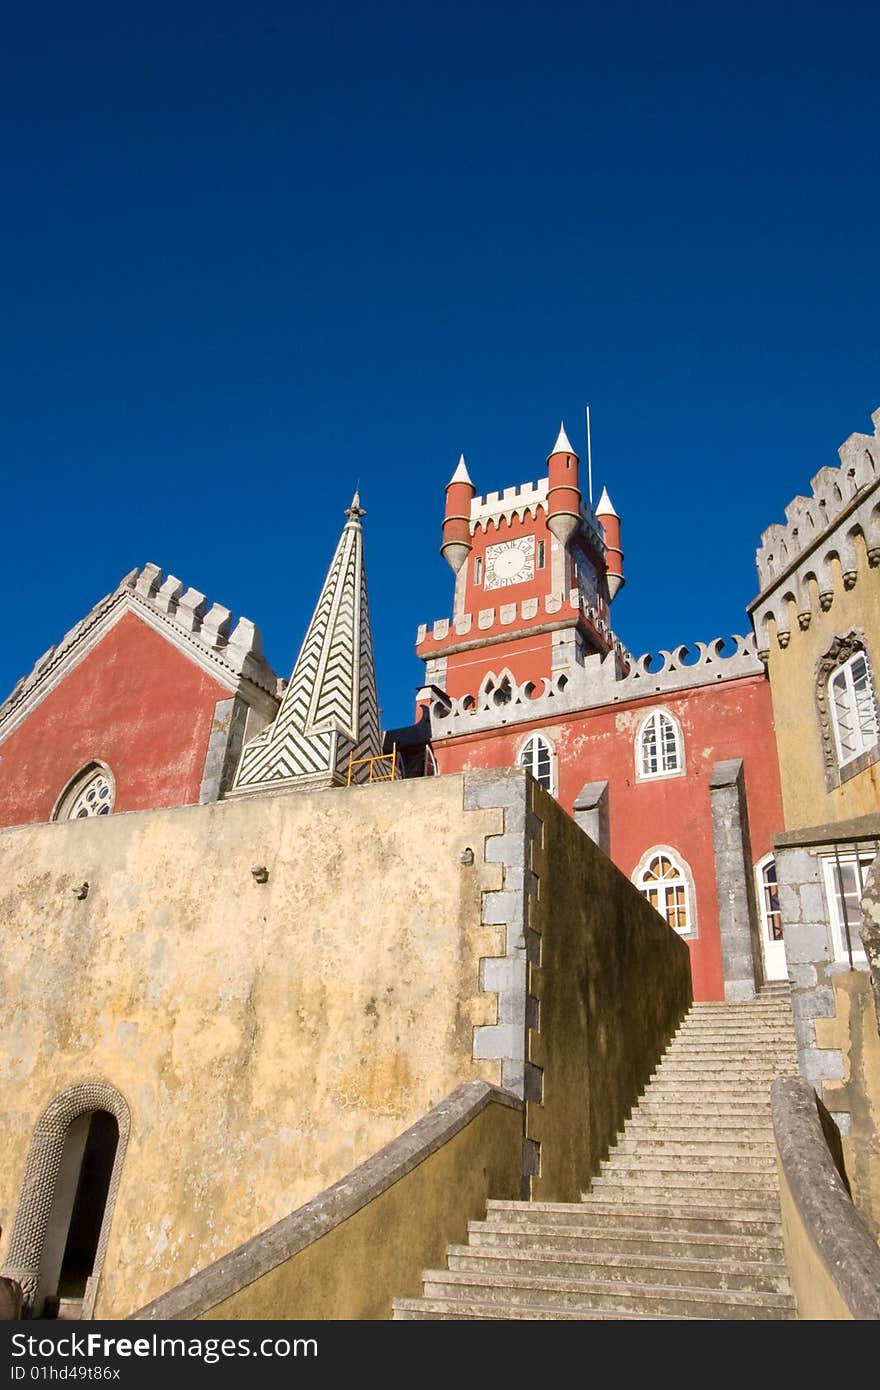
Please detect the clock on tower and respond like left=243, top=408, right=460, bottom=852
left=483, top=537, right=535, bottom=590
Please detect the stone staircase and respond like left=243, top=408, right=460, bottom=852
left=394, top=985, right=800, bottom=1319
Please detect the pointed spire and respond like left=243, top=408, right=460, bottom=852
left=595, top=485, right=619, bottom=518
left=230, top=499, right=382, bottom=795
left=549, top=422, right=577, bottom=458
left=448, top=454, right=472, bottom=486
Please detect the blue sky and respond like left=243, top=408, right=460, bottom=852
left=1, top=2, right=878, bottom=729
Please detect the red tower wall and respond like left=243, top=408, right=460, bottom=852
left=0, top=611, right=230, bottom=829
left=431, top=674, right=782, bottom=1000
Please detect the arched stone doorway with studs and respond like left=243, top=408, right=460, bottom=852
left=1, top=1082, right=130, bottom=1319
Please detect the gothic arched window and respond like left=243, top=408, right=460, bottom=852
left=52, top=763, right=115, bottom=821
left=636, top=709, right=683, bottom=780
left=634, top=847, right=697, bottom=938
left=519, top=734, right=557, bottom=795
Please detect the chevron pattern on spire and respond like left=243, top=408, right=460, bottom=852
left=230, top=497, right=382, bottom=793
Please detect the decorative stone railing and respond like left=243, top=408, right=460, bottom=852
left=428, top=633, right=764, bottom=738
left=417, top=589, right=618, bottom=648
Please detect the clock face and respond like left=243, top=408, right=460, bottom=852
left=484, top=537, right=535, bottom=590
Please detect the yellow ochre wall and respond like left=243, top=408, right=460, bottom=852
left=766, top=542, right=880, bottom=830
left=0, top=776, right=506, bottom=1316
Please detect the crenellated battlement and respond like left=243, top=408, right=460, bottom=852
left=755, top=406, right=880, bottom=592
left=426, top=633, right=763, bottom=738
left=417, top=589, right=616, bottom=648
left=750, top=408, right=880, bottom=652
left=470, top=478, right=548, bottom=532
left=0, top=563, right=280, bottom=741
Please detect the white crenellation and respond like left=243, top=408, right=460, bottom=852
left=428, top=633, right=763, bottom=738
left=421, top=590, right=619, bottom=647
left=755, top=406, right=880, bottom=594
left=0, top=563, right=279, bottom=742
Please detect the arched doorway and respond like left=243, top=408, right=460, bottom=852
left=2, top=1082, right=130, bottom=1319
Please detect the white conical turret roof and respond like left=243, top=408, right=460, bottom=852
left=595, top=485, right=619, bottom=518
left=549, top=422, right=577, bottom=458
left=448, top=454, right=473, bottom=486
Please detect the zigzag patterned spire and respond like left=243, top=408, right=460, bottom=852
left=231, top=495, right=382, bottom=793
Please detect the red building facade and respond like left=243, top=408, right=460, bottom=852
left=415, top=427, right=785, bottom=1001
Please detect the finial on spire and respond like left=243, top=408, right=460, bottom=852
left=345, top=491, right=367, bottom=521
left=549, top=422, right=577, bottom=458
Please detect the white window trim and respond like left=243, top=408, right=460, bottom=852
left=632, top=844, right=698, bottom=939
left=754, top=853, right=784, bottom=944
left=828, top=651, right=879, bottom=769
left=517, top=732, right=558, bottom=797
left=635, top=707, right=685, bottom=782
left=52, top=761, right=116, bottom=822
left=819, top=849, right=874, bottom=966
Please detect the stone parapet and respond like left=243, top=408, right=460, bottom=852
left=428, top=633, right=763, bottom=740
left=750, top=406, right=880, bottom=650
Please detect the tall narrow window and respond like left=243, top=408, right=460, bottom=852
left=536, top=540, right=545, bottom=569
left=473, top=556, right=483, bottom=585
left=755, top=854, right=787, bottom=981
left=829, top=652, right=878, bottom=767
left=519, top=734, right=556, bottom=795
left=635, top=847, right=697, bottom=938
left=820, top=848, right=875, bottom=965
left=637, top=709, right=683, bottom=780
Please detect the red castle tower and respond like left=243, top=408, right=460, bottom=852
left=414, top=421, right=785, bottom=1003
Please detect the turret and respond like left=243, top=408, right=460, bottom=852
left=441, top=455, right=475, bottom=573
left=595, top=485, right=624, bottom=600
left=546, top=423, right=581, bottom=547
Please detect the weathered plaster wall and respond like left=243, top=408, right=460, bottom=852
left=0, top=776, right=506, bottom=1316
left=525, top=781, right=693, bottom=1200
left=434, top=674, right=780, bottom=1000
left=0, top=612, right=230, bottom=829
left=765, top=546, right=880, bottom=830
left=815, top=972, right=880, bottom=1239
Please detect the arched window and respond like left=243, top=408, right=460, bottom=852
left=816, top=634, right=880, bottom=788
left=755, top=854, right=787, bottom=981
left=636, top=709, right=683, bottom=780
left=518, top=734, right=557, bottom=795
left=828, top=650, right=878, bottom=768
left=634, top=847, right=697, bottom=938
left=52, top=764, right=115, bottom=821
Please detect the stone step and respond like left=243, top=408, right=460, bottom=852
left=666, top=1039, right=797, bottom=1052
left=418, top=1270, right=796, bottom=1319
left=469, top=1221, right=786, bottom=1263
left=623, top=1116, right=774, bottom=1134
left=392, top=1297, right=683, bottom=1320
left=444, top=1245, right=792, bottom=1294
left=654, top=1061, right=794, bottom=1074
left=643, top=1080, right=776, bottom=1093
left=612, top=1137, right=775, bottom=1158
left=597, top=1159, right=777, bottom=1182
left=586, top=1180, right=780, bottom=1205
left=487, top=1198, right=783, bottom=1235
left=632, top=1100, right=773, bottom=1117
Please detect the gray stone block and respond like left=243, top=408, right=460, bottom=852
left=473, top=1023, right=524, bottom=1061
left=785, top=922, right=832, bottom=964
left=789, top=963, right=818, bottom=989
left=464, top=774, right=524, bottom=811
left=480, top=891, right=521, bottom=926
left=802, top=1048, right=845, bottom=1085
left=484, top=833, right=526, bottom=868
